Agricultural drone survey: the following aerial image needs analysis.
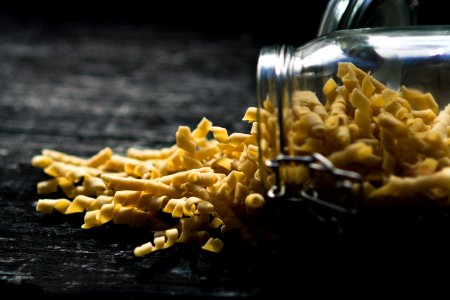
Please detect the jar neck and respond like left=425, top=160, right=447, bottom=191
left=256, top=45, right=295, bottom=155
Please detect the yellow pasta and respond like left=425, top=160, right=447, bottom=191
left=101, top=174, right=178, bottom=197
left=210, top=126, right=228, bottom=143
left=195, top=144, right=220, bottom=161
left=42, top=149, right=87, bottom=166
left=257, top=61, right=450, bottom=206
left=134, top=228, right=179, bottom=257
left=85, top=147, right=113, bottom=167
left=187, top=172, right=218, bottom=186
left=127, top=145, right=177, bottom=160
left=242, top=107, right=257, bottom=122
left=245, top=193, right=265, bottom=213
left=32, top=111, right=265, bottom=256
left=33, top=61, right=450, bottom=259
left=349, top=88, right=373, bottom=138
left=224, top=133, right=252, bottom=148
left=176, top=126, right=197, bottom=154
left=31, top=155, right=53, bottom=169
left=36, top=198, right=71, bottom=214
left=37, top=178, right=59, bottom=194
left=201, top=238, right=224, bottom=253
left=192, top=117, right=213, bottom=140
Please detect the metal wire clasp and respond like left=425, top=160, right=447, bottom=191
left=266, top=153, right=364, bottom=215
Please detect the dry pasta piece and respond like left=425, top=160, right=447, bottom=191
left=192, top=117, right=213, bottom=140
left=376, top=111, right=408, bottom=136
left=101, top=155, right=142, bottom=172
left=349, top=88, right=372, bottom=138
left=160, top=167, right=213, bottom=186
left=323, top=77, right=338, bottom=103
left=134, top=228, right=179, bottom=257
left=327, top=142, right=378, bottom=168
left=224, top=133, right=252, bottom=148
left=180, top=182, right=210, bottom=200
left=211, top=157, right=233, bottom=172
left=42, top=149, right=87, bottom=166
left=401, top=85, right=439, bottom=114
left=137, top=194, right=168, bottom=211
left=163, top=198, right=186, bottom=218
left=182, top=153, right=203, bottom=169
left=36, top=199, right=71, bottom=214
left=46, top=194, right=113, bottom=215
left=369, top=167, right=450, bottom=202
left=242, top=107, right=257, bottom=122
left=177, top=215, right=211, bottom=243
left=56, top=177, right=78, bottom=198
left=31, top=155, right=53, bottom=169
left=201, top=238, right=224, bottom=253
left=245, top=193, right=265, bottom=214
left=82, top=176, right=106, bottom=195
left=362, top=75, right=376, bottom=98
left=85, top=147, right=113, bottom=167
left=195, top=144, right=220, bottom=161
left=48, top=162, right=103, bottom=181
left=295, top=113, right=325, bottom=139
left=127, top=145, right=177, bottom=160
left=113, top=204, right=137, bottom=225
left=37, top=179, right=59, bottom=194
left=234, top=182, right=250, bottom=205
left=410, top=158, right=438, bottom=176
left=82, top=202, right=115, bottom=229
left=338, top=62, right=386, bottom=92
left=335, top=125, right=351, bottom=147
left=101, top=174, right=178, bottom=197
left=328, top=92, right=349, bottom=125
left=112, top=191, right=141, bottom=206
left=176, top=126, right=197, bottom=154
left=210, top=126, right=228, bottom=143
left=132, top=161, right=158, bottom=178
left=157, top=148, right=184, bottom=175
left=411, top=109, right=436, bottom=124
left=187, top=172, right=218, bottom=186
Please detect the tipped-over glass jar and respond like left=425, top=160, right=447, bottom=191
left=257, top=26, right=450, bottom=214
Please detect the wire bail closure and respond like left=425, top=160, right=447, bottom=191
left=256, top=45, right=365, bottom=220
left=266, top=153, right=364, bottom=215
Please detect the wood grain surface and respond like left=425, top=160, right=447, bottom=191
left=0, top=17, right=263, bottom=298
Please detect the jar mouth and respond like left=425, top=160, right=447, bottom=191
left=256, top=45, right=295, bottom=156
left=256, top=45, right=363, bottom=215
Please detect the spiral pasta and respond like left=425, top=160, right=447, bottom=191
left=259, top=61, right=450, bottom=207
left=33, top=61, right=450, bottom=258
left=33, top=113, right=264, bottom=256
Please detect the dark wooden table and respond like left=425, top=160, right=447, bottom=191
left=2, top=12, right=450, bottom=298
left=0, top=17, right=266, bottom=298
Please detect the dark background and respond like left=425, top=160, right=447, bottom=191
left=1, top=1, right=449, bottom=298
left=0, top=0, right=448, bottom=45
left=0, top=1, right=329, bottom=45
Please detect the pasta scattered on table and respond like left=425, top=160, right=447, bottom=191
left=33, top=113, right=263, bottom=256
left=33, top=62, right=450, bottom=257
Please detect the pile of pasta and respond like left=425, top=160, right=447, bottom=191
left=259, top=62, right=450, bottom=207
left=33, top=62, right=450, bottom=256
left=32, top=114, right=265, bottom=256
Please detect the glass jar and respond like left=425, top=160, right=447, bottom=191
left=318, top=0, right=418, bottom=36
left=256, top=26, right=450, bottom=214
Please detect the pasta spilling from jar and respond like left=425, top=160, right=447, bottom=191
left=32, top=116, right=263, bottom=256
left=33, top=62, right=450, bottom=256
left=259, top=62, right=450, bottom=207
